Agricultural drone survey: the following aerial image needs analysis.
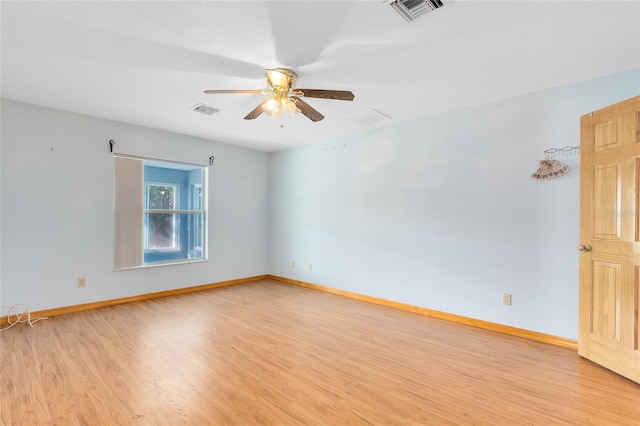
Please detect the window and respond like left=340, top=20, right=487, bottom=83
left=114, top=156, right=207, bottom=270
left=144, top=183, right=178, bottom=251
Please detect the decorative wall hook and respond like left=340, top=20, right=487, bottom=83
left=209, top=156, right=215, bottom=166
left=109, top=139, right=115, bottom=153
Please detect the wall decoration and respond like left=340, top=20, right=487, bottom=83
left=531, top=146, right=579, bottom=181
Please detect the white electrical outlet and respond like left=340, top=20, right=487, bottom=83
left=307, top=263, right=312, bottom=271
left=502, top=293, right=512, bottom=305
left=291, top=260, right=296, bottom=269
left=78, top=277, right=86, bottom=288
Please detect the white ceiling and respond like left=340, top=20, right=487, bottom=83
left=2, top=1, right=639, bottom=152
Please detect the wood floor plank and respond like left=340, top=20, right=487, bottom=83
left=1, top=279, right=639, bottom=425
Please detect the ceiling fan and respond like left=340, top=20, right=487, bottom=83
left=204, top=68, right=355, bottom=122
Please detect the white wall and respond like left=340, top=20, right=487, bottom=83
left=269, top=70, right=640, bottom=340
left=0, top=99, right=269, bottom=315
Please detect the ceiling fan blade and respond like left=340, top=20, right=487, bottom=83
left=296, top=89, right=355, bottom=101
left=291, top=96, right=325, bottom=122
left=204, top=89, right=270, bottom=95
left=244, top=99, right=270, bottom=120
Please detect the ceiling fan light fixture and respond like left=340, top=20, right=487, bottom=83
left=282, top=99, right=300, bottom=116
left=263, top=96, right=300, bottom=118
left=264, top=97, right=279, bottom=112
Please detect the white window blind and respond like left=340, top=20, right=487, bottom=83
left=113, top=155, right=144, bottom=270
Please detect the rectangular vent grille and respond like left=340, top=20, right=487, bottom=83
left=191, top=103, right=221, bottom=116
left=390, top=0, right=444, bottom=22
left=347, top=109, right=392, bottom=126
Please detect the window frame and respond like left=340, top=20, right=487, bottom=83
left=113, top=154, right=208, bottom=270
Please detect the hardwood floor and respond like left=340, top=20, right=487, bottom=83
left=1, top=279, right=639, bottom=425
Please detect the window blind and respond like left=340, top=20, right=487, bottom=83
left=113, top=155, right=144, bottom=270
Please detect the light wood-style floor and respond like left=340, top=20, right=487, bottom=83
left=1, top=279, right=639, bottom=425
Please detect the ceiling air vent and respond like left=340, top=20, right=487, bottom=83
left=347, top=109, right=392, bottom=126
left=191, top=103, right=221, bottom=116
left=390, top=0, right=444, bottom=22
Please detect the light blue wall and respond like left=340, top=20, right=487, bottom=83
left=269, top=70, right=640, bottom=340
left=0, top=99, right=269, bottom=315
left=2, top=71, right=639, bottom=339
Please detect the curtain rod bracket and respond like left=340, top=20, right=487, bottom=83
left=209, top=156, right=215, bottom=166
left=109, top=139, right=115, bottom=153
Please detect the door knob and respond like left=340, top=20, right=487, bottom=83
left=577, top=244, right=592, bottom=252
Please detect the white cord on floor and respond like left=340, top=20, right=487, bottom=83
left=0, top=304, right=48, bottom=331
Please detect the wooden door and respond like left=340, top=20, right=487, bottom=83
left=579, top=95, right=640, bottom=384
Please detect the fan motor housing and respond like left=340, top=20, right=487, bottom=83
left=266, top=68, right=297, bottom=94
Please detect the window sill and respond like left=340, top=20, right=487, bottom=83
left=113, top=258, right=208, bottom=272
